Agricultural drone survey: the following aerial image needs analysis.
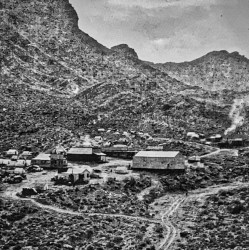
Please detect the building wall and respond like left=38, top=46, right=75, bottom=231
left=31, top=159, right=51, bottom=168
left=132, top=154, right=185, bottom=170
left=67, top=154, right=97, bottom=162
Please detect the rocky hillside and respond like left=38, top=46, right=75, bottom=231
left=0, top=0, right=246, bottom=152
left=1, top=0, right=190, bottom=96
left=154, top=50, right=249, bottom=92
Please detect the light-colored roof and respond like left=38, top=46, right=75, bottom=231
left=113, top=144, right=127, bottom=148
left=65, top=165, right=93, bottom=175
left=116, top=166, right=128, bottom=171
left=14, top=168, right=25, bottom=173
left=7, top=149, right=18, bottom=154
left=146, top=146, right=164, bottom=150
left=33, top=153, right=51, bottom=161
left=0, top=159, right=30, bottom=166
left=94, top=152, right=106, bottom=156
left=134, top=151, right=180, bottom=158
left=22, top=151, right=32, bottom=155
left=67, top=147, right=92, bottom=155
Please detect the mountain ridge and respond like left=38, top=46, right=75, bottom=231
left=151, top=50, right=249, bottom=92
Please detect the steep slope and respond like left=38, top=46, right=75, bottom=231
left=154, top=50, right=249, bottom=92
left=1, top=0, right=191, bottom=96
left=0, top=0, right=243, bottom=152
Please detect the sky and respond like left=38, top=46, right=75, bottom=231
left=69, top=0, right=249, bottom=63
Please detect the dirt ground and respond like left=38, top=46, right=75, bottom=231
left=2, top=156, right=248, bottom=250
left=1, top=157, right=136, bottom=198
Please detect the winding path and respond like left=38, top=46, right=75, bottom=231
left=2, top=192, right=160, bottom=224
left=158, top=197, right=185, bottom=250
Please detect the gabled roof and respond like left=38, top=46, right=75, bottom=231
left=67, top=147, right=93, bottom=155
left=32, top=153, right=51, bottom=161
left=65, top=165, right=93, bottom=174
left=134, top=151, right=180, bottom=158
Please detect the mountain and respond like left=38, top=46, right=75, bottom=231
left=111, top=44, right=138, bottom=59
left=0, top=0, right=241, bottom=152
left=153, top=50, right=249, bottom=92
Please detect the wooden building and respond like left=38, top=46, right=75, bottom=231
left=132, top=151, right=185, bottom=171
left=31, top=153, right=51, bottom=168
left=60, top=165, right=92, bottom=183
left=67, top=146, right=106, bottom=162
left=102, top=144, right=137, bottom=159
left=50, top=145, right=68, bottom=169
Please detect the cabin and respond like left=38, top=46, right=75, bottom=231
left=20, top=151, right=33, bottom=160
left=6, top=149, right=18, bottom=157
left=60, top=165, right=92, bottom=183
left=132, top=151, right=185, bottom=171
left=31, top=153, right=51, bottom=168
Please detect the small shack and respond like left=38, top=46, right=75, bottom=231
left=20, top=151, right=33, bottom=160
left=0, top=159, right=30, bottom=168
left=31, top=153, right=51, bottom=168
left=132, top=151, right=185, bottom=171
left=6, top=149, right=18, bottom=157
left=60, top=165, right=92, bottom=183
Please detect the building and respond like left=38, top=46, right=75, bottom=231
left=102, top=145, right=137, bottom=159
left=186, top=132, right=199, bottom=140
left=146, top=146, right=164, bottom=151
left=20, top=151, right=33, bottom=160
left=60, top=165, right=92, bottom=183
left=67, top=146, right=106, bottom=162
left=31, top=153, right=51, bottom=168
left=0, top=159, right=31, bottom=168
left=132, top=151, right=185, bottom=171
left=187, top=156, right=205, bottom=169
left=6, top=149, right=18, bottom=157
left=115, top=166, right=129, bottom=174
left=50, top=145, right=68, bottom=169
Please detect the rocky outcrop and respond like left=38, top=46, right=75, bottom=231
left=111, top=44, right=138, bottom=59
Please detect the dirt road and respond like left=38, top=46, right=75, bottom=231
left=156, top=181, right=249, bottom=250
